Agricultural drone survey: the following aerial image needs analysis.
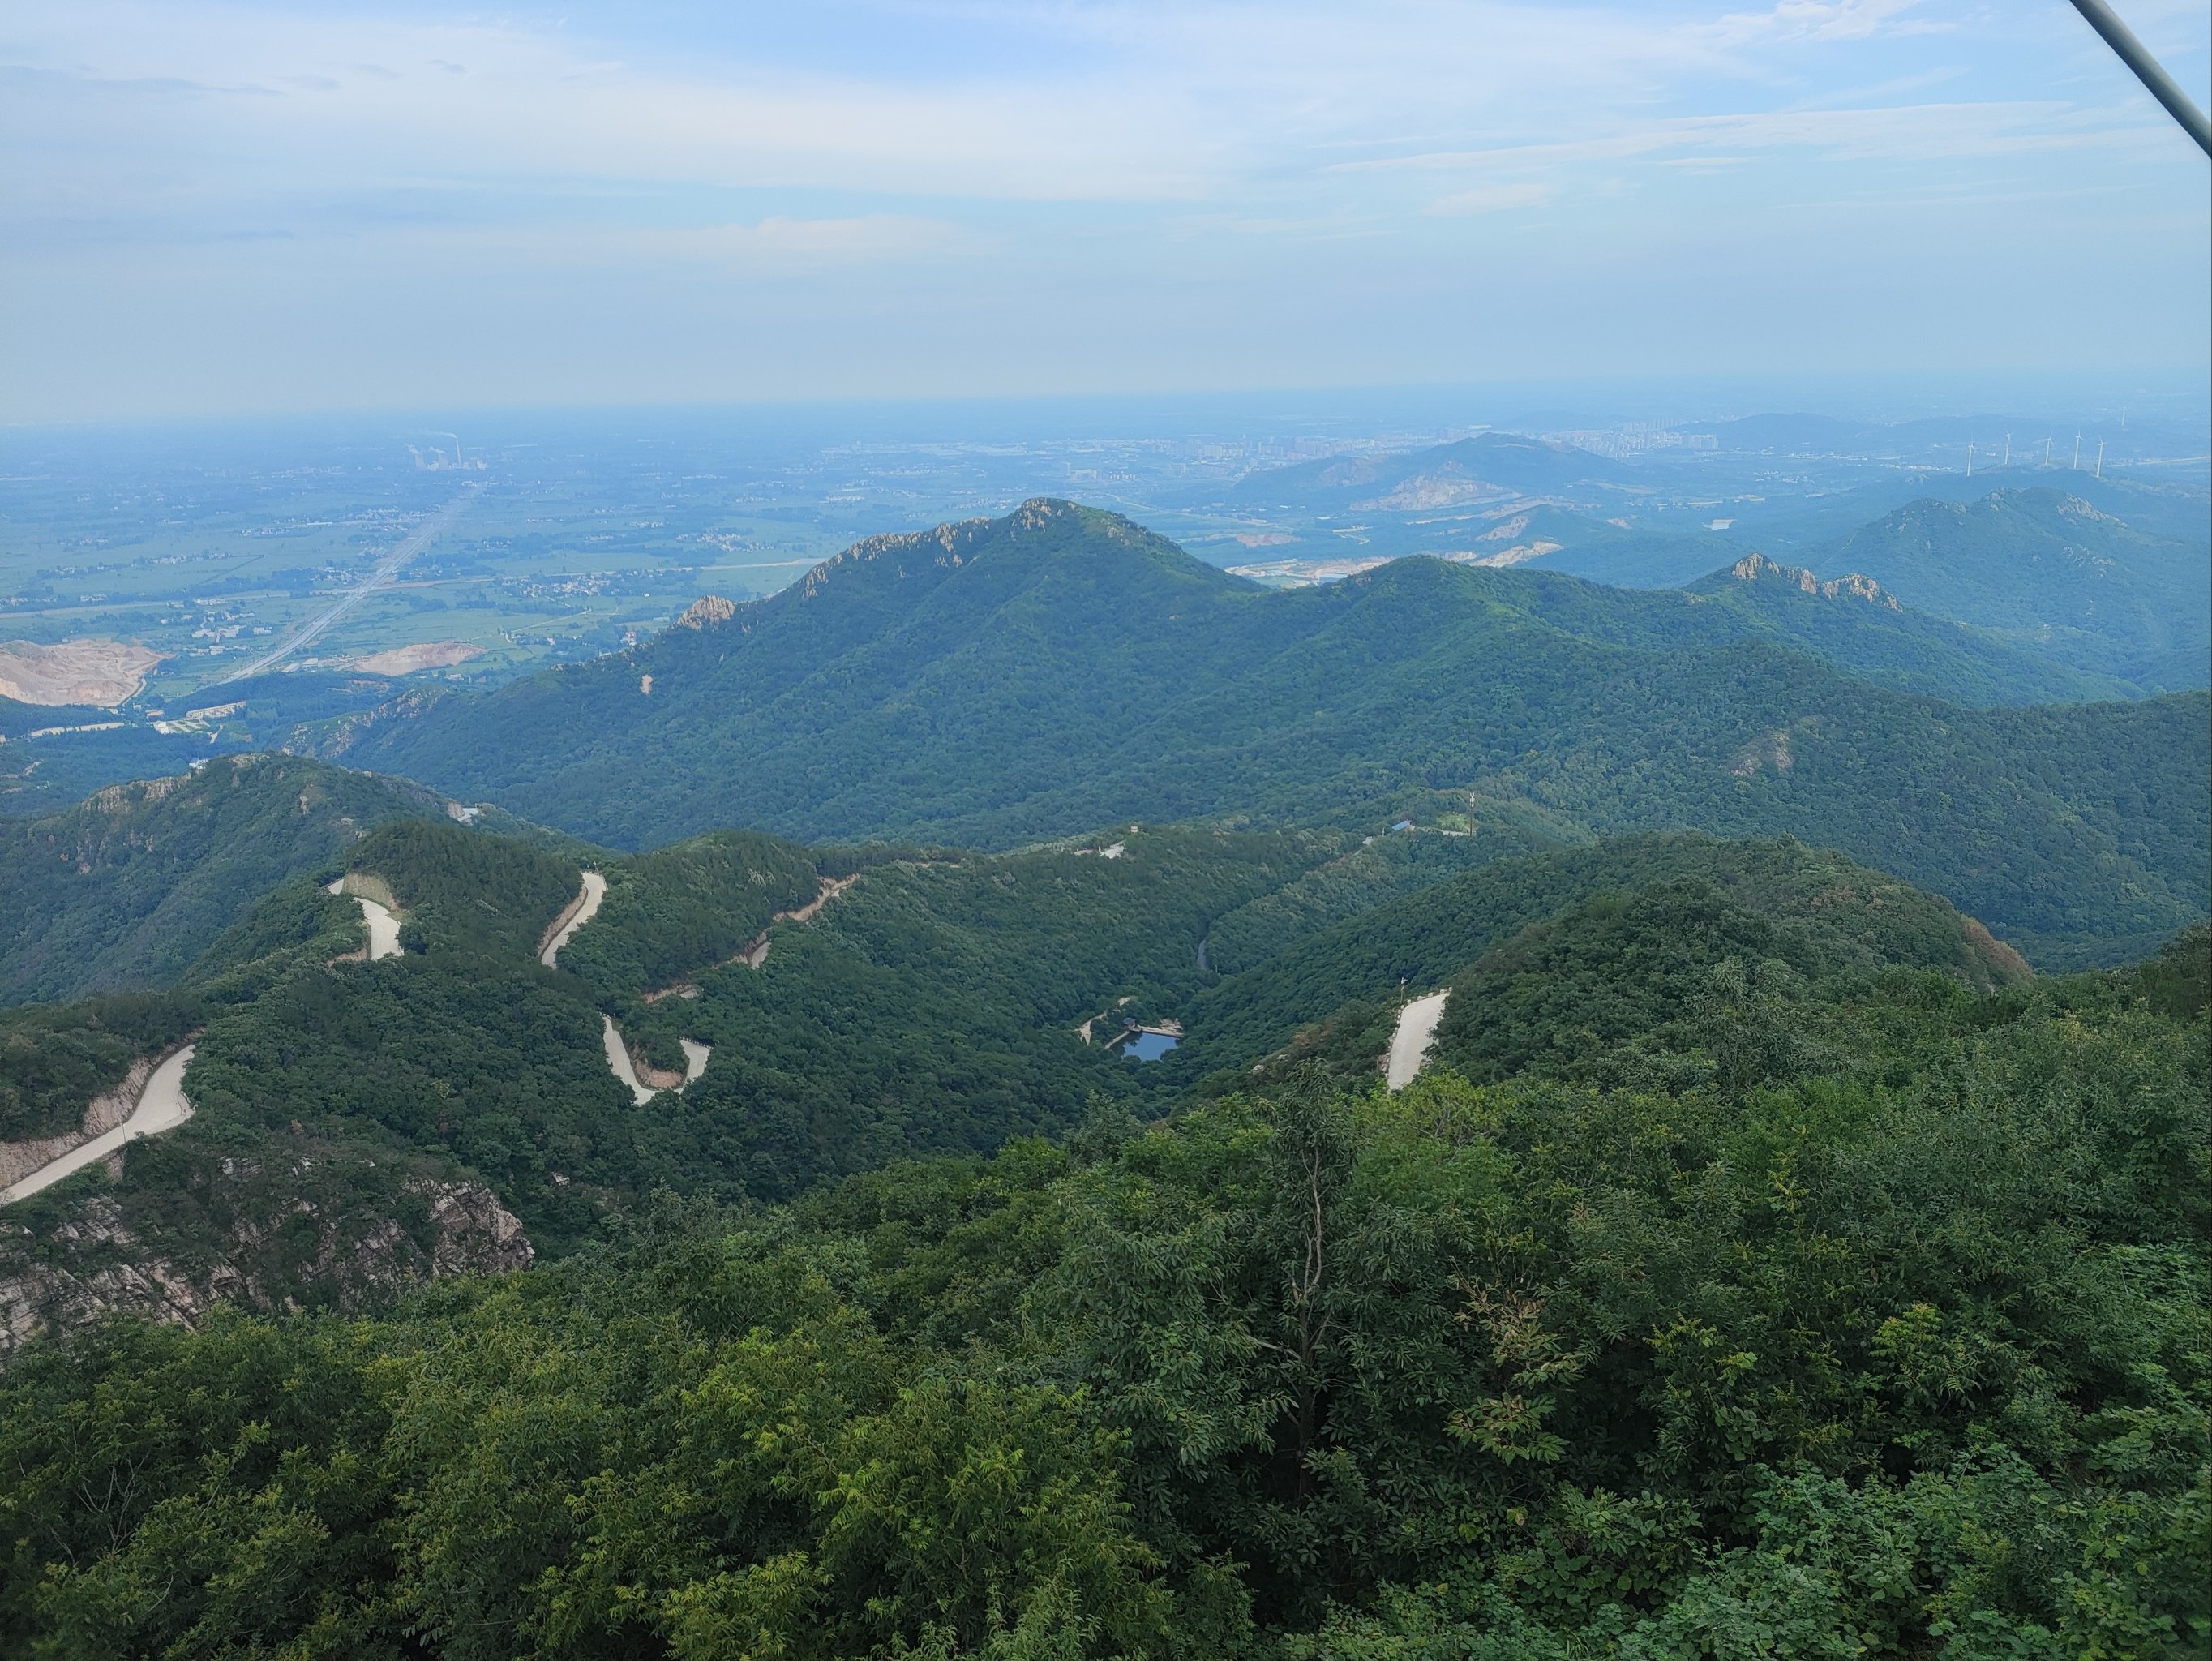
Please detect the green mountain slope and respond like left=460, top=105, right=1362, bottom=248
left=4, top=918, right=2199, bottom=1656
left=1718, top=462, right=2211, bottom=554
left=1804, top=487, right=2210, bottom=686
left=325, top=500, right=2207, bottom=966
left=1178, top=832, right=2030, bottom=1082
left=1683, top=553, right=2136, bottom=706
left=0, top=755, right=478, bottom=1006
left=0, top=817, right=2068, bottom=1363
left=1473, top=504, right=1744, bottom=588
left=0, top=817, right=1370, bottom=1339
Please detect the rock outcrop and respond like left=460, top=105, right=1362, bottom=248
left=1728, top=552, right=1900, bottom=609
left=675, top=594, right=738, bottom=629
left=0, top=1177, right=533, bottom=1361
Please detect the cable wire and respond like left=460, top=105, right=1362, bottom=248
left=2067, top=0, right=2212, bottom=158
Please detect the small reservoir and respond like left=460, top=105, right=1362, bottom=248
left=1121, top=1031, right=1179, bottom=1062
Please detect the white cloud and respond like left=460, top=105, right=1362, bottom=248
left=1335, top=97, right=2180, bottom=179
left=0, top=0, right=2203, bottom=418
left=1425, top=182, right=1551, bottom=215
left=1699, top=0, right=1931, bottom=49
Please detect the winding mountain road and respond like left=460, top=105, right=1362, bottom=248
left=0, top=1046, right=197, bottom=1205
left=540, top=872, right=607, bottom=968
left=328, top=878, right=402, bottom=959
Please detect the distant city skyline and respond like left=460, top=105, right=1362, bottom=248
left=3, top=0, right=2207, bottom=423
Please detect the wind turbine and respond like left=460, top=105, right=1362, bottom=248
left=2003, top=434, right=2011, bottom=468
left=2073, top=433, right=2082, bottom=470
left=2095, top=440, right=2105, bottom=479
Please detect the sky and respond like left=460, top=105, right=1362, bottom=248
left=3, top=0, right=2207, bottom=423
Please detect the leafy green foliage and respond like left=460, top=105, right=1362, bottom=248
left=2, top=942, right=2202, bottom=1657
left=180, top=953, right=628, bottom=1251
left=1425, top=881, right=1910, bottom=1090
left=178, top=876, right=364, bottom=1004
left=610, top=825, right=1333, bottom=1200
left=1684, top=553, right=2137, bottom=706
left=555, top=828, right=821, bottom=994
left=1200, top=822, right=1555, bottom=976
left=2131, top=923, right=2211, bottom=1022
left=1181, top=832, right=2029, bottom=1084
left=344, top=815, right=585, bottom=960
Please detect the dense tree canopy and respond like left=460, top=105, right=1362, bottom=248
left=2, top=926, right=2203, bottom=1657
left=325, top=501, right=2208, bottom=968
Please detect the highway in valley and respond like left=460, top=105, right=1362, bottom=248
left=219, top=485, right=478, bottom=684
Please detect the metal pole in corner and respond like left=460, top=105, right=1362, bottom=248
left=2067, top=0, right=2212, bottom=157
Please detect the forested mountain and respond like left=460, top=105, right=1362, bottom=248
left=317, top=500, right=2206, bottom=967
left=0, top=475, right=2204, bottom=1656
left=0, top=816, right=2036, bottom=1349
left=1683, top=552, right=2136, bottom=706
left=1803, top=487, right=2210, bottom=688
left=2, top=832, right=2201, bottom=1655
left=0, top=754, right=487, bottom=1005
left=0, top=817, right=1366, bottom=1342
left=1176, top=831, right=2029, bottom=1084
left=1718, top=464, right=2212, bottom=555
left=1460, top=504, right=1743, bottom=589
left=1226, top=430, right=1639, bottom=509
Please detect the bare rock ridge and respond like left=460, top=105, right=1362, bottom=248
left=1728, top=552, right=1900, bottom=609
left=675, top=595, right=737, bottom=630
left=0, top=1180, right=532, bottom=1360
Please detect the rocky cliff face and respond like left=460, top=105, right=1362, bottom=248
left=0, top=1176, right=532, bottom=1360
left=1728, top=552, right=1900, bottom=609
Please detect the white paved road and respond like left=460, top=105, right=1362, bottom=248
left=541, top=872, right=607, bottom=968
left=0, top=1045, right=197, bottom=1205
left=1386, top=991, right=1450, bottom=1091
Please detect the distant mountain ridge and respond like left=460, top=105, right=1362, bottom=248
left=1230, top=431, right=1640, bottom=508
left=1803, top=487, right=2210, bottom=688
left=311, top=500, right=2206, bottom=967
left=1682, top=553, right=2134, bottom=706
